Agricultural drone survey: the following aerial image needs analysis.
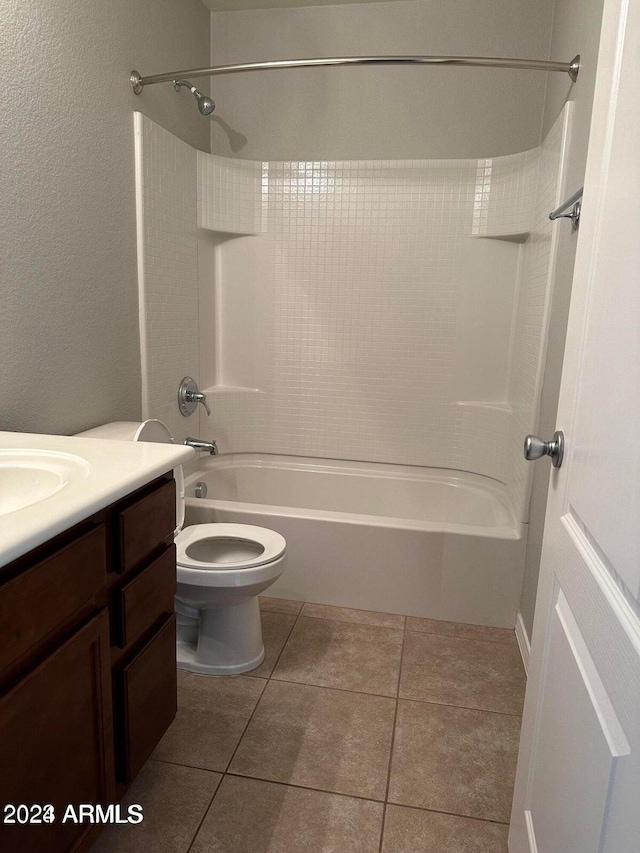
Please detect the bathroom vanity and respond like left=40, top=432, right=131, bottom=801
left=0, top=433, right=192, bottom=853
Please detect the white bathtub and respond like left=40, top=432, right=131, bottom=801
left=184, top=454, right=527, bottom=628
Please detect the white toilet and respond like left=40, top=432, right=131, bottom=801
left=78, top=420, right=287, bottom=676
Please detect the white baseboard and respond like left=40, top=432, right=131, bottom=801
left=515, top=611, right=531, bottom=676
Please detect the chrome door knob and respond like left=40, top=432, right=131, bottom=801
left=524, top=430, right=564, bottom=468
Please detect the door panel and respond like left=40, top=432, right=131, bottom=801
left=509, top=0, right=640, bottom=849
left=526, top=589, right=629, bottom=853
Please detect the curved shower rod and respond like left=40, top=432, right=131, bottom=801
left=130, top=53, right=581, bottom=93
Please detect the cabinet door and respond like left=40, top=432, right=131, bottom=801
left=0, top=610, right=114, bottom=853
left=118, top=615, right=177, bottom=783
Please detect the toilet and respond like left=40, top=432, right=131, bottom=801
left=77, top=420, right=287, bottom=675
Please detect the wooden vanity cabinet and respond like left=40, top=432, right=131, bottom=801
left=0, top=473, right=178, bottom=853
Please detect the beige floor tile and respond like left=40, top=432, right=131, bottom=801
left=406, top=616, right=516, bottom=646
left=229, top=680, right=396, bottom=799
left=190, top=775, right=384, bottom=853
left=389, top=700, right=520, bottom=822
left=152, top=671, right=265, bottom=772
left=301, top=602, right=405, bottom=629
left=260, top=595, right=304, bottom=615
left=399, top=631, right=525, bottom=714
left=273, top=616, right=403, bottom=696
left=245, top=611, right=297, bottom=678
left=381, top=805, right=508, bottom=853
left=91, top=760, right=221, bottom=853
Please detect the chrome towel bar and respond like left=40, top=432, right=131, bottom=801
left=549, top=187, right=583, bottom=230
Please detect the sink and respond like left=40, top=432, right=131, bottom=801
left=0, top=449, right=91, bottom=516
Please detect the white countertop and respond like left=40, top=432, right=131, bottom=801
left=0, top=432, right=194, bottom=568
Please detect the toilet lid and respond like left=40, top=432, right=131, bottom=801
left=176, top=523, right=286, bottom=570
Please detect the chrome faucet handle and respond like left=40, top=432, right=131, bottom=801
left=178, top=377, right=211, bottom=417
left=189, top=391, right=211, bottom=416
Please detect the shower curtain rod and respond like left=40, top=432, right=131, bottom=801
left=130, top=53, right=581, bottom=92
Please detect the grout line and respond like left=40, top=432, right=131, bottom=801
left=295, top=612, right=406, bottom=633
left=152, top=756, right=224, bottom=774
left=396, top=695, right=523, bottom=719
left=267, top=675, right=522, bottom=718
left=403, top=627, right=518, bottom=647
left=224, top=770, right=387, bottom=805
left=378, top=623, right=407, bottom=853
left=153, top=760, right=510, bottom=830
left=263, top=600, right=516, bottom=648
left=300, top=601, right=408, bottom=626
left=184, top=772, right=224, bottom=853
left=261, top=599, right=517, bottom=647
left=383, top=800, right=510, bottom=827
left=265, top=606, right=302, bottom=680
left=215, top=605, right=303, bottom=782
left=269, top=674, right=397, bottom=700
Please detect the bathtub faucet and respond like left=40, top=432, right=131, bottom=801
left=184, top=437, right=218, bottom=455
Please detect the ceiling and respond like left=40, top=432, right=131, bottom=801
left=203, top=0, right=409, bottom=11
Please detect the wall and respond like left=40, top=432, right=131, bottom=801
left=519, top=0, right=606, bottom=640
left=208, top=0, right=554, bottom=161
left=1, top=0, right=210, bottom=435
left=135, top=115, right=200, bottom=445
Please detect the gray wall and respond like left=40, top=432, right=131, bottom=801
left=519, top=0, right=606, bottom=641
left=1, top=0, right=210, bottom=435
left=209, top=0, right=554, bottom=160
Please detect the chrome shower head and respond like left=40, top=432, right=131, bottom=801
left=173, top=80, right=215, bottom=117
left=197, top=94, right=215, bottom=116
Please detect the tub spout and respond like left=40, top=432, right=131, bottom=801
left=184, top=437, right=218, bottom=455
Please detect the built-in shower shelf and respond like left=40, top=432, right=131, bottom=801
left=456, top=401, right=513, bottom=414
left=470, top=230, right=531, bottom=243
left=197, top=225, right=262, bottom=237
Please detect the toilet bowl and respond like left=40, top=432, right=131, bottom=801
left=77, top=420, right=287, bottom=675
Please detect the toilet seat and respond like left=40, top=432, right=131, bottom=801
left=176, top=523, right=286, bottom=571
left=76, top=421, right=287, bottom=675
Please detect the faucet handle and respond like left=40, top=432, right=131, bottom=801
left=178, top=377, right=211, bottom=417
left=190, top=392, right=211, bottom=416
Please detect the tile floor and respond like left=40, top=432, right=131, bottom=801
left=93, top=598, right=526, bottom=853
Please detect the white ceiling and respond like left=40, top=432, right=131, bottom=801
left=203, top=0, right=408, bottom=11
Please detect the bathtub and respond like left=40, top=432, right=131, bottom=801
left=184, top=454, right=527, bottom=628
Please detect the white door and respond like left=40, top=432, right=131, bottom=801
left=508, top=0, right=640, bottom=849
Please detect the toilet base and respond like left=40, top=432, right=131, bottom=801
left=176, top=596, right=266, bottom=676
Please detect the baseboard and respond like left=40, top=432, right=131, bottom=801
left=515, top=611, right=531, bottom=676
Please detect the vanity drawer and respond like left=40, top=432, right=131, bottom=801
left=118, top=614, right=177, bottom=783
left=117, top=478, right=175, bottom=572
left=0, top=525, right=107, bottom=672
left=116, top=546, right=176, bottom=648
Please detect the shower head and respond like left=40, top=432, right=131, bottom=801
left=173, top=80, right=215, bottom=116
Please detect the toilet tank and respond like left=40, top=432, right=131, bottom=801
left=76, top=420, right=185, bottom=531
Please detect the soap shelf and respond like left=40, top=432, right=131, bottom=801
left=469, top=230, right=530, bottom=243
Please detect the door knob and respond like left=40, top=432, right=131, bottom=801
left=524, top=430, right=564, bottom=468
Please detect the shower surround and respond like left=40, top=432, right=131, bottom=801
left=134, top=106, right=571, bottom=623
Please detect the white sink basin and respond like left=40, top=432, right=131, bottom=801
left=0, top=449, right=91, bottom=516
left=0, top=431, right=194, bottom=569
